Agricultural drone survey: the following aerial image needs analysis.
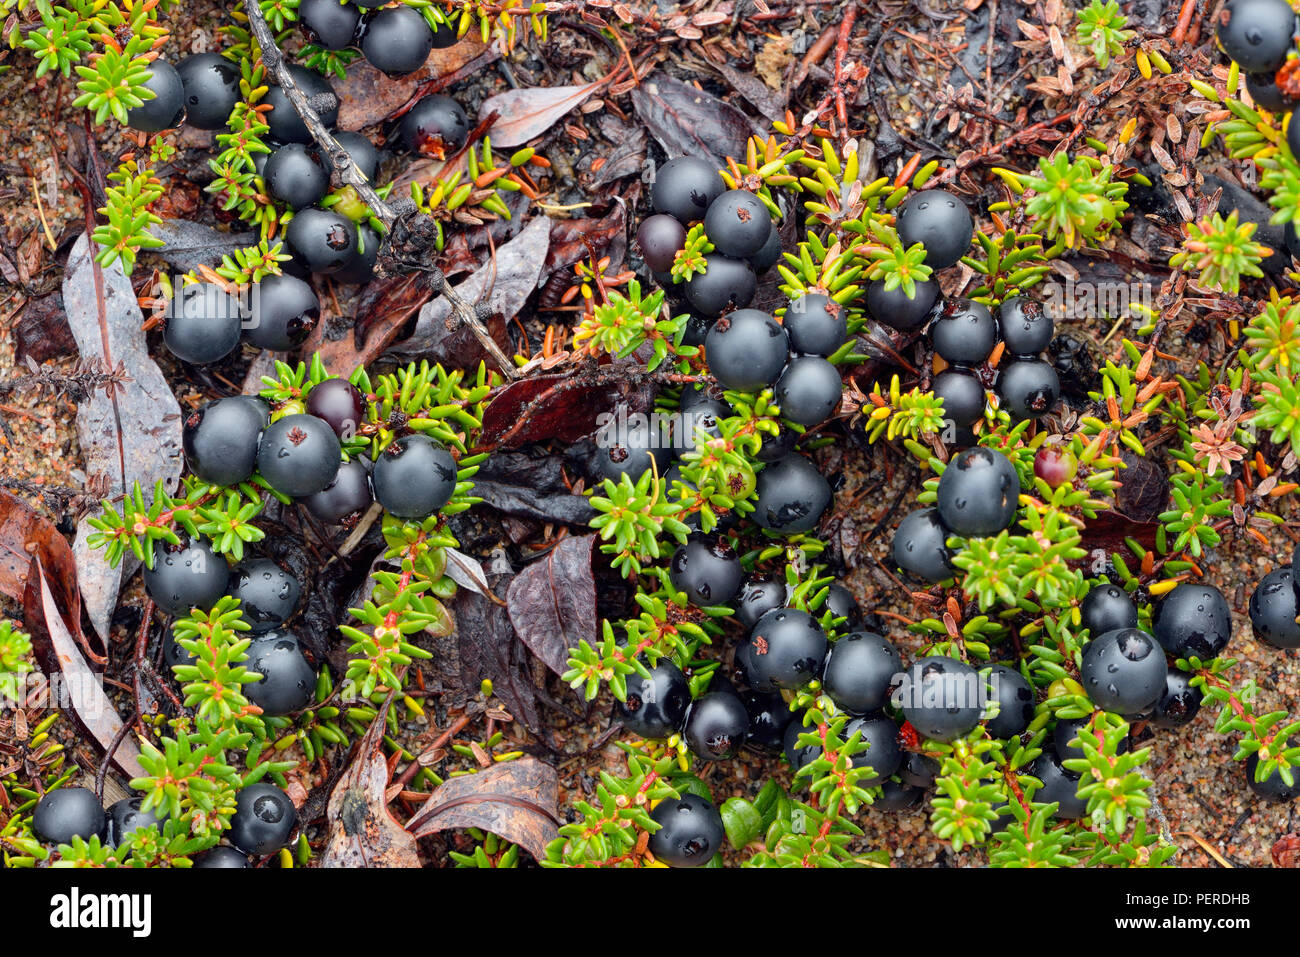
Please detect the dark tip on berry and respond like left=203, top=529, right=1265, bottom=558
left=325, top=225, right=351, bottom=249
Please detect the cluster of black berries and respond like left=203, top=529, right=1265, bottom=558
left=298, top=0, right=458, bottom=77
left=1215, top=0, right=1299, bottom=112
left=29, top=782, right=296, bottom=865
left=890, top=444, right=1021, bottom=583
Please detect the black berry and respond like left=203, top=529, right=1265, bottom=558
left=299, top=0, right=361, bottom=50
left=229, top=558, right=302, bottom=634
left=996, top=357, right=1060, bottom=420
left=901, top=752, right=940, bottom=789
left=749, top=225, right=784, bottom=272
left=1247, top=70, right=1293, bottom=112
left=875, top=780, right=925, bottom=812
left=895, top=189, right=974, bottom=269
left=127, top=58, right=185, bottom=133
left=682, top=689, right=749, bottom=760
left=743, top=690, right=794, bottom=751
left=360, top=5, right=435, bottom=76
left=935, top=445, right=1021, bottom=537
left=104, top=798, right=164, bottom=848
left=1250, top=567, right=1300, bottom=648
left=263, top=143, right=330, bottom=211
left=229, top=782, right=297, bottom=856
left=1150, top=669, right=1204, bottom=729
left=285, top=206, right=359, bottom=274
left=616, top=658, right=690, bottom=738
left=195, top=846, right=251, bottom=868
left=1151, top=583, right=1232, bottom=660
left=669, top=536, right=742, bottom=608
left=183, top=395, right=270, bottom=487
left=783, top=293, right=846, bottom=357
left=301, top=456, right=373, bottom=525
left=334, top=223, right=380, bottom=285
left=898, top=656, right=982, bottom=743
left=783, top=719, right=819, bottom=772
left=685, top=255, right=758, bottom=317
left=247, top=273, right=319, bottom=350
left=892, top=507, right=956, bottom=582
left=591, top=413, right=671, bottom=483
left=821, top=631, right=901, bottom=715
left=1216, top=0, right=1296, bottom=73
left=996, top=296, right=1054, bottom=355
left=1053, top=717, right=1129, bottom=765
left=1031, top=750, right=1087, bottom=819
left=931, top=298, right=997, bottom=365
left=305, top=377, right=366, bottom=440
left=824, top=583, right=862, bottom=629
left=774, top=356, right=841, bottom=427
left=265, top=66, right=338, bottom=143
left=372, top=433, right=457, bottom=519
left=734, top=576, right=787, bottom=631
left=144, top=537, right=228, bottom=617
left=739, top=607, right=828, bottom=692
left=1246, top=752, right=1299, bottom=802
left=866, top=278, right=939, bottom=332
left=932, top=369, right=985, bottom=428
left=325, top=131, right=382, bottom=185
left=257, top=413, right=343, bottom=497
left=163, top=283, right=244, bottom=364
left=647, top=794, right=724, bottom=867
left=705, top=308, right=788, bottom=391
left=703, top=189, right=773, bottom=259
left=984, top=664, right=1034, bottom=738
left=751, top=454, right=832, bottom=535
left=651, top=156, right=725, bottom=224
left=243, top=631, right=315, bottom=716
left=399, top=94, right=469, bottom=158
left=844, top=714, right=902, bottom=786
left=1081, top=583, right=1138, bottom=636
left=33, top=788, right=105, bottom=845
left=176, top=52, right=240, bottom=130
left=1081, top=628, right=1168, bottom=715
left=637, top=213, right=687, bottom=273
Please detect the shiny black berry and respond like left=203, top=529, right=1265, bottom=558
left=1246, top=752, right=1299, bottom=802
left=669, top=536, right=742, bottom=608
left=285, top=206, right=358, bottom=274
left=1081, top=628, right=1169, bottom=715
left=195, top=846, right=251, bottom=868
left=229, top=558, right=302, bottom=634
left=734, top=576, right=786, bottom=631
left=183, top=395, right=269, bottom=487
left=739, top=607, right=828, bottom=692
left=243, top=631, right=315, bottom=715
left=647, top=794, right=724, bottom=867
left=430, top=17, right=458, bottom=47
left=751, top=454, right=832, bottom=535
left=997, top=357, right=1059, bottom=420
left=651, top=156, right=725, bottom=225
left=144, top=537, right=228, bottom=617
left=935, top=445, right=1021, bottom=537
left=265, top=66, right=338, bottom=143
left=824, top=583, right=862, bottom=629
left=229, top=782, right=297, bottom=855
left=705, top=308, right=788, bottom=391
left=755, top=420, right=797, bottom=462
left=875, top=779, right=925, bottom=812
left=1247, top=70, right=1293, bottom=112
left=372, top=433, right=457, bottom=519
left=682, top=690, right=749, bottom=760
left=360, top=5, right=435, bottom=76
left=676, top=394, right=729, bottom=452
left=743, top=690, right=794, bottom=751
left=1216, top=0, right=1296, bottom=73
left=335, top=223, right=380, bottom=285
left=774, top=356, right=841, bottom=427
left=1031, top=750, right=1087, bottom=819
left=127, top=58, right=185, bottom=132
left=306, top=378, right=366, bottom=440
left=1053, top=717, right=1130, bottom=765
left=679, top=312, right=714, bottom=347
left=263, top=143, right=330, bottom=210
left=301, top=456, right=373, bottom=525
left=932, top=369, right=985, bottom=428
left=163, top=283, right=244, bottom=364
left=247, top=273, right=319, bottom=351
left=1081, top=583, right=1138, bottom=636
left=1151, top=583, right=1232, bottom=660
left=326, top=131, right=382, bottom=185
left=783, top=293, right=846, bottom=357
left=891, top=507, right=955, bottom=582
left=257, top=413, right=343, bottom=497
left=299, top=0, right=361, bottom=50
left=1150, top=669, right=1204, bottom=729
left=931, top=297, right=997, bottom=365
left=400, top=94, right=469, bottom=157
left=783, top=719, right=818, bottom=771
left=616, top=658, right=690, bottom=738
left=895, top=189, right=974, bottom=269
left=901, top=751, right=940, bottom=788
left=822, top=631, right=901, bottom=715
left=33, top=788, right=105, bottom=845
left=749, top=225, right=783, bottom=272
left=637, top=213, right=687, bottom=273
left=703, top=189, right=773, bottom=259
left=164, top=625, right=196, bottom=670
left=865, top=279, right=939, bottom=332
left=105, top=798, right=164, bottom=847
left=176, top=52, right=240, bottom=130
left=984, top=664, right=1035, bottom=738
left=996, top=296, right=1054, bottom=355
left=685, top=255, right=758, bottom=317
left=898, top=656, right=982, bottom=743
left=844, top=714, right=902, bottom=785
left=591, top=413, right=671, bottom=482
left=1250, top=567, right=1300, bottom=648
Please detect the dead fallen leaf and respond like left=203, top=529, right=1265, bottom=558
left=479, top=82, right=602, bottom=148
left=406, top=755, right=559, bottom=862
left=0, top=488, right=83, bottom=652
left=631, top=72, right=755, bottom=168
left=506, top=534, right=595, bottom=677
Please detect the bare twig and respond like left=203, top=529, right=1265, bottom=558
left=241, top=0, right=518, bottom=378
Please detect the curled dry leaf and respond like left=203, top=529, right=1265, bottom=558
left=406, top=755, right=559, bottom=863
left=0, top=488, right=81, bottom=643
left=631, top=72, right=755, bottom=169
left=506, top=533, right=596, bottom=677
left=322, top=696, right=421, bottom=868
left=479, top=82, right=602, bottom=148
left=62, top=236, right=184, bottom=644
